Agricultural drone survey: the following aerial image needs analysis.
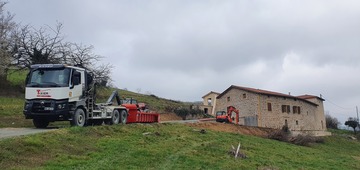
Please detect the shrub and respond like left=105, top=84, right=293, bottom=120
left=289, top=135, right=325, bottom=146
left=174, top=108, right=188, bottom=120
left=174, top=108, right=204, bottom=120
left=149, top=94, right=159, bottom=100
left=268, top=125, right=325, bottom=146
left=289, top=135, right=315, bottom=146
left=268, top=130, right=290, bottom=142
left=325, top=114, right=340, bottom=129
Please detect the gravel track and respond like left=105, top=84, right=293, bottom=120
left=0, top=118, right=215, bottom=140
left=0, top=127, right=57, bottom=140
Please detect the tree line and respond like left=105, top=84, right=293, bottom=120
left=326, top=113, right=359, bottom=135
left=0, top=1, right=112, bottom=87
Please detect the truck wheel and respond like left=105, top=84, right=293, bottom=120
left=33, top=118, right=49, bottom=128
left=111, top=110, right=120, bottom=125
left=71, top=108, right=86, bottom=127
left=120, top=110, right=127, bottom=124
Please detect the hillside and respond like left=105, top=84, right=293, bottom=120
left=1, top=69, right=360, bottom=169
left=0, top=123, right=359, bottom=169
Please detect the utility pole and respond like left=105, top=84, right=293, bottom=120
left=357, top=106, right=359, bottom=122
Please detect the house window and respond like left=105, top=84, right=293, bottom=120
left=227, top=96, right=230, bottom=102
left=281, top=105, right=290, bottom=113
left=207, top=98, right=212, bottom=106
left=243, top=93, right=247, bottom=99
left=293, top=106, right=301, bottom=114
left=296, top=120, right=298, bottom=125
left=204, top=108, right=208, bottom=114
left=267, top=103, right=272, bottom=111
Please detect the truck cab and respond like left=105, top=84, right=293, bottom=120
left=23, top=64, right=92, bottom=127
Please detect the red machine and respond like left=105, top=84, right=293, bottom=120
left=216, top=106, right=239, bottom=124
left=121, top=103, right=160, bottom=123
left=106, top=92, right=160, bottom=124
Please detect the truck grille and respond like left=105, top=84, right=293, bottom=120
left=31, top=101, right=53, bottom=113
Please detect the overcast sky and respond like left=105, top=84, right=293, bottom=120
left=6, top=0, right=360, bottom=124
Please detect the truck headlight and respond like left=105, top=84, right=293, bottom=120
left=57, top=104, right=66, bottom=109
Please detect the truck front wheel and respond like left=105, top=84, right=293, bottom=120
left=33, top=118, right=49, bottom=128
left=71, top=108, right=86, bottom=127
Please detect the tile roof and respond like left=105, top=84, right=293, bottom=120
left=217, top=85, right=320, bottom=106
left=297, top=95, right=325, bottom=101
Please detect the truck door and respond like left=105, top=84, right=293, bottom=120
left=69, top=69, right=84, bottom=102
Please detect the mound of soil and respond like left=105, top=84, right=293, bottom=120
left=187, top=122, right=275, bottom=138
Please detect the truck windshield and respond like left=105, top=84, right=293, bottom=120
left=27, top=68, right=71, bottom=87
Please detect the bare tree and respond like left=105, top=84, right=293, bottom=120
left=325, top=114, right=340, bottom=129
left=0, top=1, right=16, bottom=82
left=9, top=21, right=113, bottom=86
left=90, top=63, right=113, bottom=86
left=67, top=43, right=102, bottom=67
left=11, top=22, right=69, bottom=69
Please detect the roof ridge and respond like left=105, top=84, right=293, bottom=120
left=217, top=85, right=320, bottom=106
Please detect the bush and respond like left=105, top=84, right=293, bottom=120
left=174, top=108, right=204, bottom=120
left=149, top=94, right=159, bottom=100
left=268, top=130, right=290, bottom=142
left=268, top=125, right=325, bottom=146
left=289, top=135, right=314, bottom=146
left=289, top=135, right=325, bottom=146
left=326, top=114, right=340, bottom=129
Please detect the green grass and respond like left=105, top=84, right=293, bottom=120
left=97, top=87, right=189, bottom=113
left=7, top=69, right=28, bottom=87
left=0, top=124, right=359, bottom=170
left=0, top=97, right=33, bottom=127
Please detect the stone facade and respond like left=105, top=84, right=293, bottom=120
left=211, top=85, right=330, bottom=136
left=199, top=91, right=219, bottom=115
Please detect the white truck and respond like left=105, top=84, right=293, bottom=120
left=23, top=64, right=128, bottom=128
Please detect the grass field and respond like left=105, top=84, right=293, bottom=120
left=1, top=69, right=360, bottom=169
left=0, top=124, right=359, bottom=170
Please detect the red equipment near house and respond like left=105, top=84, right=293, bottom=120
left=216, top=106, right=239, bottom=124
left=121, top=103, right=160, bottom=123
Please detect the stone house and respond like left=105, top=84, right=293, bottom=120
left=207, top=85, right=330, bottom=136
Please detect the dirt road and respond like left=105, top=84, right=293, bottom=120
left=0, top=128, right=57, bottom=140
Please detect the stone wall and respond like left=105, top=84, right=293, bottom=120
left=202, top=92, right=219, bottom=115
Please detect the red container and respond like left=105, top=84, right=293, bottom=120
left=122, top=104, right=160, bottom=123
